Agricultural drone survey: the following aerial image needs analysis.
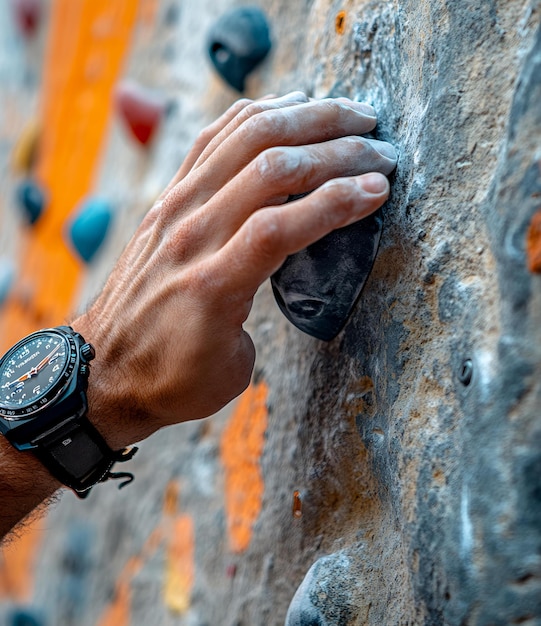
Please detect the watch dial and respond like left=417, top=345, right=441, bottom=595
left=0, top=332, right=69, bottom=410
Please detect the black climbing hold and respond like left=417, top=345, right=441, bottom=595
left=15, top=179, right=46, bottom=225
left=207, top=6, right=271, bottom=92
left=271, top=210, right=383, bottom=341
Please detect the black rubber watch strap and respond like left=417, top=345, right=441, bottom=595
left=33, top=416, right=137, bottom=498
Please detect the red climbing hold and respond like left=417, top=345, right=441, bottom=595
left=10, top=0, right=42, bottom=38
left=114, top=80, right=166, bottom=147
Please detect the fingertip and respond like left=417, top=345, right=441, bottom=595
left=359, top=172, right=389, bottom=196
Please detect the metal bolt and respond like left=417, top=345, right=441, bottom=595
left=458, top=359, right=473, bottom=386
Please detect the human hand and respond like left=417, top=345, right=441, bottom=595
left=73, top=92, right=397, bottom=449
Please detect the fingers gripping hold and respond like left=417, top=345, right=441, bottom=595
left=211, top=172, right=390, bottom=299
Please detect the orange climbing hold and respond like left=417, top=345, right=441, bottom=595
left=335, top=10, right=346, bottom=35
left=221, top=381, right=268, bottom=553
left=526, top=210, right=541, bottom=273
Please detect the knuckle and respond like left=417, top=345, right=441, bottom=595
left=234, top=100, right=270, bottom=128
left=320, top=98, right=351, bottom=120
left=287, top=90, right=309, bottom=102
left=243, top=101, right=268, bottom=119
left=161, top=212, right=207, bottom=263
left=252, top=147, right=302, bottom=188
left=182, top=259, right=217, bottom=298
left=194, top=125, right=215, bottom=148
left=240, top=109, right=284, bottom=145
left=232, top=97, right=253, bottom=112
left=246, top=210, right=282, bottom=260
left=319, top=178, right=360, bottom=220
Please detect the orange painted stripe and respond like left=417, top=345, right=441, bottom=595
left=0, top=0, right=140, bottom=602
left=0, top=526, right=46, bottom=601
left=0, top=0, right=139, bottom=351
left=97, top=481, right=196, bottom=623
left=527, top=209, right=541, bottom=273
left=220, top=381, right=268, bottom=553
left=164, top=514, right=195, bottom=614
left=95, top=579, right=131, bottom=626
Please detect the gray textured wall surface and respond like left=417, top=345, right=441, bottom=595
left=0, top=1, right=540, bottom=625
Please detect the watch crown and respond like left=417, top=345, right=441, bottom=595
left=81, top=343, right=96, bottom=363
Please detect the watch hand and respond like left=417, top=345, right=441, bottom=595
left=3, top=372, right=32, bottom=389
left=34, top=343, right=61, bottom=373
left=1, top=344, right=62, bottom=389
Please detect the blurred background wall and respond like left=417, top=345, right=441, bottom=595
left=0, top=1, right=540, bottom=625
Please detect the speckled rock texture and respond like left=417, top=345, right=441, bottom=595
left=0, top=1, right=540, bottom=625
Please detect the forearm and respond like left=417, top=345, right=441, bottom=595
left=0, top=312, right=156, bottom=543
left=0, top=435, right=60, bottom=541
left=0, top=93, right=396, bottom=543
left=0, top=313, right=137, bottom=542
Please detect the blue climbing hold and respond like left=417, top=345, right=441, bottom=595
left=0, top=258, right=15, bottom=307
left=207, top=6, right=272, bottom=92
left=15, top=179, right=46, bottom=225
left=8, top=607, right=44, bottom=626
left=68, top=198, right=113, bottom=263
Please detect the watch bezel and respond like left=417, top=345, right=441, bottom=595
left=0, top=329, right=78, bottom=421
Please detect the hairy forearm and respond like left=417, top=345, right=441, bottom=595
left=0, top=312, right=149, bottom=543
left=0, top=436, right=61, bottom=541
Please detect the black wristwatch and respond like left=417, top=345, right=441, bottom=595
left=0, top=326, right=137, bottom=498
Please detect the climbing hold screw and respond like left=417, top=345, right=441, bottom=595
left=292, top=490, right=302, bottom=518
left=207, top=7, right=272, bottom=92
left=458, top=359, right=473, bottom=386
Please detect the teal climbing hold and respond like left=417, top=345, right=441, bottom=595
left=68, top=198, right=113, bottom=263
left=15, top=179, right=46, bottom=225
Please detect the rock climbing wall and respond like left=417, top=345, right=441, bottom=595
left=0, top=0, right=540, bottom=625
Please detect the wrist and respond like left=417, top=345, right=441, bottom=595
left=71, top=314, right=156, bottom=450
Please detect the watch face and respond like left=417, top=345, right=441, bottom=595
left=0, top=330, right=77, bottom=419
